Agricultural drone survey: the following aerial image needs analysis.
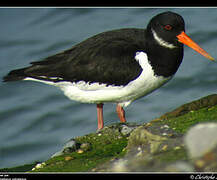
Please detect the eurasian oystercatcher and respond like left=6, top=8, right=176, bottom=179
left=3, top=11, right=214, bottom=130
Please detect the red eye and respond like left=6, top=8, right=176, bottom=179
left=164, top=24, right=172, bottom=30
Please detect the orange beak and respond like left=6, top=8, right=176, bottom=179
left=177, top=31, right=215, bottom=61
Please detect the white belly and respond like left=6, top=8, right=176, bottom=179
left=24, top=52, right=172, bottom=107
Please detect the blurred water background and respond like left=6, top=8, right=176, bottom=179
left=0, top=8, right=216, bottom=169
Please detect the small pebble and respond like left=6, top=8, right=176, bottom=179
left=162, top=145, right=168, bottom=151
left=161, top=125, right=169, bottom=129
left=65, top=156, right=73, bottom=161
left=164, top=125, right=169, bottom=128
left=77, top=149, right=84, bottom=154
left=122, top=147, right=126, bottom=152
left=118, top=135, right=122, bottom=139
left=167, top=133, right=174, bottom=137
left=162, top=132, right=168, bottom=136
left=145, top=122, right=152, bottom=127
left=33, top=162, right=46, bottom=170
left=174, top=146, right=181, bottom=150
left=80, top=143, right=91, bottom=151
left=195, top=159, right=205, bottom=168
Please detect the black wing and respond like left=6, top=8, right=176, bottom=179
left=4, top=28, right=146, bottom=86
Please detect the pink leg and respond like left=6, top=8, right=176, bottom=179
left=116, top=104, right=127, bottom=123
left=97, top=104, right=104, bottom=130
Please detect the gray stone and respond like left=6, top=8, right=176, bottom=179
left=51, top=139, right=78, bottom=158
left=126, top=125, right=168, bottom=154
left=62, top=139, right=78, bottom=153
left=120, top=124, right=137, bottom=136
left=184, top=123, right=217, bottom=159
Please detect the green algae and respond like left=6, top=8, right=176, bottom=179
left=160, top=94, right=217, bottom=119
left=31, top=125, right=128, bottom=172
left=156, top=104, right=217, bottom=134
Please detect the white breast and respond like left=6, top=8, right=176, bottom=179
left=24, top=52, right=172, bottom=107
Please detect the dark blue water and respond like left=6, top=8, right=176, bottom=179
left=0, top=8, right=216, bottom=169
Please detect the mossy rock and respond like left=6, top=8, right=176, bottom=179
left=94, top=94, right=217, bottom=172
left=153, top=94, right=217, bottom=134
left=30, top=123, right=134, bottom=172
left=1, top=94, right=217, bottom=172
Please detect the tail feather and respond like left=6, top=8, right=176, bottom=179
left=3, top=67, right=28, bottom=82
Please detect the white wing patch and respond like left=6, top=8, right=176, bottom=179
left=24, top=52, right=172, bottom=107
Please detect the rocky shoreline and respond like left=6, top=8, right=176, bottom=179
left=1, top=94, right=217, bottom=172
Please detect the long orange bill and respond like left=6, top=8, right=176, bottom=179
left=177, top=31, right=215, bottom=61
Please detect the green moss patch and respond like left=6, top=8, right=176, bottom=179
left=31, top=125, right=128, bottom=172
left=156, top=104, right=217, bottom=134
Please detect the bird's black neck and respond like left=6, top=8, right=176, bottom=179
left=144, top=30, right=184, bottom=78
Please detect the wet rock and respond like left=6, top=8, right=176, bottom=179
left=184, top=123, right=217, bottom=172
left=62, top=139, right=79, bottom=153
left=120, top=124, right=138, bottom=136
left=184, top=123, right=217, bottom=159
left=126, top=125, right=169, bottom=154
left=109, top=153, right=155, bottom=172
left=105, top=152, right=192, bottom=172
left=51, top=139, right=79, bottom=158
left=94, top=120, right=187, bottom=172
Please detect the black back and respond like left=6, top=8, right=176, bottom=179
left=4, top=11, right=186, bottom=85
left=4, top=28, right=146, bottom=86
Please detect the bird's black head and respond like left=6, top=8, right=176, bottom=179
left=145, top=11, right=214, bottom=77
left=146, top=11, right=214, bottom=61
left=147, top=11, right=185, bottom=48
